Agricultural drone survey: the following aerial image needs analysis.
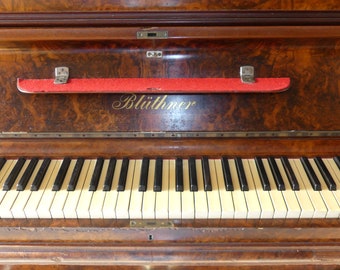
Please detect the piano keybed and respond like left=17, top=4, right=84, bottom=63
left=0, top=156, right=339, bottom=220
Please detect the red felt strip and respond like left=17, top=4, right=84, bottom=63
left=17, top=77, right=290, bottom=94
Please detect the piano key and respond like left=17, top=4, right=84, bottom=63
left=129, top=159, right=143, bottom=219
left=254, top=157, right=271, bottom=191
left=102, top=159, right=122, bottom=219
left=205, top=160, right=222, bottom=219
left=0, top=160, right=17, bottom=204
left=241, top=160, right=261, bottom=219
left=308, top=158, right=340, bottom=218
left=168, top=159, right=182, bottom=219
left=324, top=159, right=340, bottom=208
left=0, top=159, right=30, bottom=218
left=175, top=158, right=183, bottom=192
left=50, top=159, right=77, bottom=218
left=22, top=160, right=59, bottom=219
left=67, top=158, right=84, bottom=191
left=63, top=160, right=91, bottom=219
left=194, top=159, right=208, bottom=219
left=14, top=158, right=38, bottom=191
left=103, top=158, right=116, bottom=191
left=52, top=157, right=71, bottom=191
left=247, top=159, right=274, bottom=219
left=229, top=159, right=248, bottom=219
left=138, top=157, right=149, bottom=192
left=334, top=156, right=340, bottom=170
left=76, top=160, right=98, bottom=218
left=214, top=159, right=235, bottom=218
left=221, top=157, right=234, bottom=191
left=30, top=158, right=51, bottom=192
left=181, top=159, right=195, bottom=219
left=235, top=157, right=249, bottom=191
left=202, top=157, right=212, bottom=191
left=293, top=159, right=327, bottom=218
left=89, top=157, right=104, bottom=191
left=117, top=158, right=129, bottom=192
left=3, top=157, right=26, bottom=191
left=155, top=159, right=170, bottom=219
left=142, top=159, right=156, bottom=219
left=89, top=159, right=111, bottom=219
left=274, top=158, right=301, bottom=218
left=280, top=157, right=300, bottom=191
left=300, top=157, right=322, bottom=191
left=314, top=157, right=336, bottom=191
left=262, top=159, right=287, bottom=218
left=115, top=159, right=135, bottom=218
left=0, top=158, right=6, bottom=171
left=268, top=157, right=285, bottom=191
left=153, top=157, right=163, bottom=192
left=188, top=157, right=198, bottom=192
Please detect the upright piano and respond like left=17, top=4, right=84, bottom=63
left=0, top=0, right=339, bottom=269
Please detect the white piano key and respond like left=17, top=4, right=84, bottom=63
left=0, top=159, right=30, bottom=218
left=229, top=159, right=247, bottom=219
left=247, top=159, right=274, bottom=219
left=242, top=159, right=261, bottom=219
left=0, top=160, right=16, bottom=204
left=194, top=159, right=208, bottom=219
left=181, top=159, right=195, bottom=219
left=168, top=159, right=182, bottom=219
left=214, top=159, right=234, bottom=219
left=324, top=158, right=340, bottom=208
left=155, top=159, right=169, bottom=219
left=89, top=159, right=110, bottom=219
left=20, top=160, right=59, bottom=219
left=63, top=160, right=91, bottom=219
left=50, top=159, right=77, bottom=219
left=275, top=158, right=301, bottom=219
left=293, top=159, right=327, bottom=218
left=142, top=159, right=156, bottom=219
left=102, top=159, right=122, bottom=219
left=262, top=159, right=287, bottom=218
left=76, top=159, right=97, bottom=218
left=308, top=158, right=340, bottom=218
left=288, top=159, right=315, bottom=218
left=115, top=160, right=135, bottom=219
left=129, top=159, right=143, bottom=219
left=206, top=159, right=221, bottom=219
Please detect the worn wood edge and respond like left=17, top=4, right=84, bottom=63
left=1, top=26, right=340, bottom=41
left=0, top=137, right=339, bottom=158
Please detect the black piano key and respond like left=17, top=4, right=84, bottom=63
left=254, top=157, right=271, bottom=191
left=221, top=157, right=234, bottom=191
left=52, top=158, right=71, bottom=191
left=314, top=157, right=337, bottom=191
left=300, top=157, right=322, bottom=191
left=30, top=158, right=51, bottom=191
left=268, top=157, right=285, bottom=191
left=117, top=158, right=129, bottom=191
left=3, top=157, right=26, bottom=191
left=334, top=157, right=340, bottom=170
left=280, top=157, right=300, bottom=191
left=16, top=158, right=38, bottom=191
left=103, top=158, right=116, bottom=191
left=175, top=158, right=183, bottom=192
left=202, top=157, right=212, bottom=191
left=67, top=158, right=84, bottom=191
left=189, top=157, right=198, bottom=192
left=235, top=157, right=249, bottom=191
left=138, top=157, right=149, bottom=192
left=153, top=158, right=163, bottom=192
left=0, top=158, right=6, bottom=171
left=89, top=158, right=104, bottom=191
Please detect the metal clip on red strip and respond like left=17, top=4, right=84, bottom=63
left=17, top=66, right=290, bottom=94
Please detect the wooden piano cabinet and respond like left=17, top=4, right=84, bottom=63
left=0, top=219, right=339, bottom=269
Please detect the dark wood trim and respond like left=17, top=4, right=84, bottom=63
left=0, top=11, right=339, bottom=27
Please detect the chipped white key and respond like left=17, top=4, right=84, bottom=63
left=168, top=160, right=181, bottom=219
left=142, top=159, right=156, bottom=219
left=129, top=159, right=143, bottom=219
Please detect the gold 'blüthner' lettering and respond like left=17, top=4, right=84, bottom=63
left=112, top=94, right=196, bottom=110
